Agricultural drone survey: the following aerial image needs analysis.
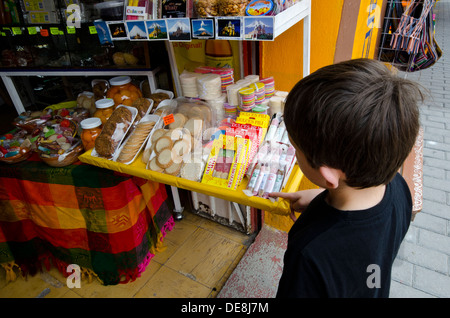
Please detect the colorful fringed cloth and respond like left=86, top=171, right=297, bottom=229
left=0, top=153, right=174, bottom=285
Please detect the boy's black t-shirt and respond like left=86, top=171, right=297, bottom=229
left=276, top=173, right=412, bottom=298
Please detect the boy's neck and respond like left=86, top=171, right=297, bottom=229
left=325, top=184, right=386, bottom=211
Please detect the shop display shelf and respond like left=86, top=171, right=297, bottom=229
left=79, top=149, right=304, bottom=215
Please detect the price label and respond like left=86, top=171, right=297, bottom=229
left=12, top=27, right=22, bottom=35
left=89, top=26, right=97, bottom=34
left=50, top=27, right=60, bottom=35
left=163, top=114, right=175, bottom=126
left=66, top=26, right=76, bottom=34
left=28, top=27, right=38, bottom=35
left=40, top=29, right=49, bottom=37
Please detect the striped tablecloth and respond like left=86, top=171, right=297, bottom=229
left=0, top=154, right=173, bottom=285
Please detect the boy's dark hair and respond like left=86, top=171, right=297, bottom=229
left=284, top=58, right=423, bottom=188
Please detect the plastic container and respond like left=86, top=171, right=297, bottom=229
left=245, top=0, right=276, bottom=16
left=219, top=0, right=246, bottom=16
left=94, top=98, right=115, bottom=125
left=80, top=117, right=102, bottom=151
left=194, top=0, right=219, bottom=16
left=106, top=76, right=143, bottom=107
left=94, top=1, right=125, bottom=21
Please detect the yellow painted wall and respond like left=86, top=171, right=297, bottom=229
left=260, top=0, right=344, bottom=92
left=351, top=0, right=384, bottom=59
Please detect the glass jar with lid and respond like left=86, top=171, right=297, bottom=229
left=94, top=98, right=115, bottom=125
left=80, top=117, right=102, bottom=151
left=106, top=76, right=143, bottom=107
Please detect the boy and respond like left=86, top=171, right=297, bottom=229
left=270, top=58, right=423, bottom=297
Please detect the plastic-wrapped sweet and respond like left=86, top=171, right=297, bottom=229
left=194, top=0, right=219, bottom=16
left=0, top=129, right=33, bottom=164
left=219, top=0, right=247, bottom=16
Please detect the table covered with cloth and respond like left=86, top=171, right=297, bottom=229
left=0, top=154, right=174, bottom=285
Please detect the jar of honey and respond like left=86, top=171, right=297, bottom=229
left=80, top=117, right=102, bottom=151
left=106, top=76, right=142, bottom=107
left=94, top=98, right=115, bottom=125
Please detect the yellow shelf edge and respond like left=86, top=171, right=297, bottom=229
left=79, top=149, right=304, bottom=215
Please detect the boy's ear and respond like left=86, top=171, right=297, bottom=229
left=319, top=166, right=342, bottom=189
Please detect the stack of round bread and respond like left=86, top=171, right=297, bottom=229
left=143, top=101, right=216, bottom=179
left=197, top=73, right=222, bottom=100
left=146, top=127, right=193, bottom=176
left=180, top=71, right=201, bottom=98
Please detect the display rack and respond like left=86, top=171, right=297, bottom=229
left=78, top=150, right=304, bottom=216
left=1, top=67, right=160, bottom=114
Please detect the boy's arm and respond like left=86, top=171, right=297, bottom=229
left=269, top=188, right=325, bottom=212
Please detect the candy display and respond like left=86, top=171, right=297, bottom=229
left=202, top=134, right=251, bottom=190
left=12, top=109, right=52, bottom=133
left=243, top=113, right=297, bottom=199
left=34, top=118, right=83, bottom=167
left=0, top=129, right=33, bottom=164
left=260, top=77, right=275, bottom=99
left=238, top=86, right=256, bottom=111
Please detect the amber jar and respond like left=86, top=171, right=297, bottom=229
left=106, top=76, right=143, bottom=107
left=80, top=117, right=102, bottom=151
left=94, top=98, right=115, bottom=125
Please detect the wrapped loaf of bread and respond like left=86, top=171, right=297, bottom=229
left=94, top=106, right=133, bottom=158
left=131, top=98, right=152, bottom=123
left=149, top=92, right=170, bottom=112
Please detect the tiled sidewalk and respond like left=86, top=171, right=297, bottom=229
left=389, top=0, right=450, bottom=298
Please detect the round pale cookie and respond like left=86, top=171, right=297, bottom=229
left=188, top=106, right=203, bottom=119
left=148, top=156, right=164, bottom=172
left=169, top=113, right=187, bottom=129
left=151, top=128, right=167, bottom=143
left=154, top=136, right=173, bottom=154
left=171, top=139, right=191, bottom=163
left=177, top=103, right=191, bottom=116
left=184, top=117, right=203, bottom=136
left=199, top=105, right=212, bottom=122
left=164, top=161, right=182, bottom=176
left=156, top=148, right=173, bottom=169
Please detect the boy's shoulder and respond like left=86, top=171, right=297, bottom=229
left=289, top=173, right=412, bottom=250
